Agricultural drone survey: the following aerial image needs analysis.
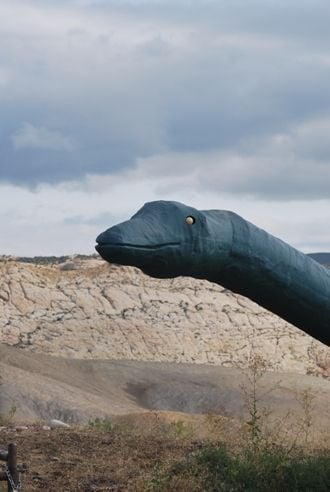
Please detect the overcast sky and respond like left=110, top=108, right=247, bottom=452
left=1, top=0, right=330, bottom=256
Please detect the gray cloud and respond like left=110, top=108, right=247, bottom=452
left=1, top=0, right=330, bottom=200
left=12, top=122, right=77, bottom=151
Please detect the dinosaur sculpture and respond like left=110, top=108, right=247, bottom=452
left=95, top=201, right=330, bottom=346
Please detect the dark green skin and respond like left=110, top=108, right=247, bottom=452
left=96, top=201, right=330, bottom=346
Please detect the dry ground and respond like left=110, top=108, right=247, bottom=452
left=0, top=411, right=242, bottom=492
left=0, top=344, right=329, bottom=490
left=1, top=424, right=194, bottom=491
left=1, top=409, right=329, bottom=492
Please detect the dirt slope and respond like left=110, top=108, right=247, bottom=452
left=0, top=344, right=329, bottom=434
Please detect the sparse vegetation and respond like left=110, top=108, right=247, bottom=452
left=1, top=418, right=329, bottom=492
left=151, top=443, right=330, bottom=492
left=1, top=353, right=329, bottom=491
left=88, top=417, right=115, bottom=432
left=166, top=420, right=194, bottom=439
left=0, top=375, right=17, bottom=426
left=146, top=354, right=330, bottom=491
left=0, top=253, right=99, bottom=265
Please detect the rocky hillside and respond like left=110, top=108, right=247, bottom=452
left=0, top=256, right=329, bottom=377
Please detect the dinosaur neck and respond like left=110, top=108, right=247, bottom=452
left=207, top=213, right=330, bottom=346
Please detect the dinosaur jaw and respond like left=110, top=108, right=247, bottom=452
left=95, top=241, right=180, bottom=260
left=96, top=241, right=180, bottom=250
left=95, top=241, right=181, bottom=277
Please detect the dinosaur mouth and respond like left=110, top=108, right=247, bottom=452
left=96, top=242, right=180, bottom=251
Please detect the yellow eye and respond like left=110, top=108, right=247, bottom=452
left=185, top=216, right=195, bottom=225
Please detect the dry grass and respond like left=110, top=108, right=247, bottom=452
left=0, top=405, right=329, bottom=492
left=0, top=423, right=201, bottom=491
left=1, top=353, right=329, bottom=490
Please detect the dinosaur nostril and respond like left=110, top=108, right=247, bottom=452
left=96, top=229, right=122, bottom=245
left=96, top=233, right=105, bottom=244
left=96, top=231, right=111, bottom=245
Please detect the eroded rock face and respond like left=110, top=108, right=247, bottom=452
left=0, top=257, right=329, bottom=377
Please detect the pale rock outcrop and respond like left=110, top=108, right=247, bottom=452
left=0, top=257, right=329, bottom=377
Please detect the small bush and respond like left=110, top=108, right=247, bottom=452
left=149, top=443, right=330, bottom=491
left=88, top=417, right=114, bottom=432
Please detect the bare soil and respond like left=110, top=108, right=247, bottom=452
left=0, top=424, right=198, bottom=491
left=1, top=345, right=329, bottom=431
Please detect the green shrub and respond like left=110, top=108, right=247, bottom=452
left=149, top=443, right=330, bottom=491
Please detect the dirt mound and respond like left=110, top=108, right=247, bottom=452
left=0, top=345, right=329, bottom=432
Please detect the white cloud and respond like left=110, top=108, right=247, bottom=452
left=12, top=122, right=77, bottom=151
left=0, top=166, right=329, bottom=256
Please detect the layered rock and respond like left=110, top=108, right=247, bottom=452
left=0, top=257, right=329, bottom=377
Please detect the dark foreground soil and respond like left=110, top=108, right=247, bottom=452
left=0, top=425, right=200, bottom=491
left=1, top=412, right=329, bottom=492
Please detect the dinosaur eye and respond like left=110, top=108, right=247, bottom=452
left=185, top=216, right=195, bottom=225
